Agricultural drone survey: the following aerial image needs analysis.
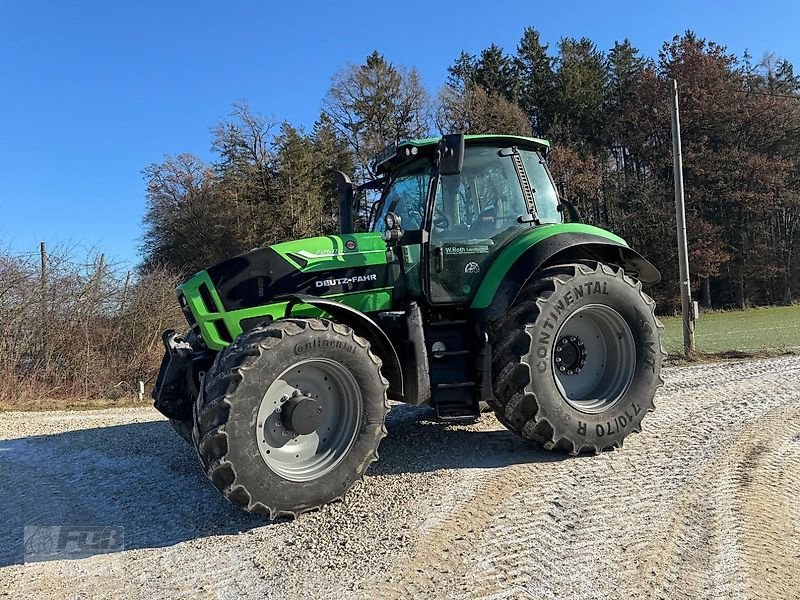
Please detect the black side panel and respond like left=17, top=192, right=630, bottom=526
left=283, top=294, right=404, bottom=401
left=206, top=248, right=394, bottom=311
left=375, top=303, right=431, bottom=406
left=480, top=233, right=660, bottom=323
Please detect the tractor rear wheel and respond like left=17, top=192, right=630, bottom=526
left=490, top=262, right=664, bottom=453
left=193, top=318, right=389, bottom=518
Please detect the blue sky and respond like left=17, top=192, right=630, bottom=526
left=2, top=0, right=798, bottom=267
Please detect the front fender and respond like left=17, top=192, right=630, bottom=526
left=471, top=224, right=660, bottom=323
left=283, top=294, right=404, bottom=401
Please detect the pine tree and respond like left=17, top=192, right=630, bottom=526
left=515, top=27, right=556, bottom=133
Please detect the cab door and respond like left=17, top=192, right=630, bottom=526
left=373, top=157, right=433, bottom=300
left=427, top=145, right=532, bottom=304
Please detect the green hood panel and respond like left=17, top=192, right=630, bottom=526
left=271, top=232, right=389, bottom=272
left=178, top=232, right=394, bottom=351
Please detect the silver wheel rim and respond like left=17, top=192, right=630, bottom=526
left=255, top=358, right=362, bottom=482
left=552, top=304, right=636, bottom=414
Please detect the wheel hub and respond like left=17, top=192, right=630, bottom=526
left=256, top=358, right=362, bottom=482
left=281, top=394, right=324, bottom=435
left=554, top=336, right=587, bottom=375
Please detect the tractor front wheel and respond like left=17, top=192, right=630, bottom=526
left=490, top=262, right=664, bottom=453
left=193, top=318, right=389, bottom=518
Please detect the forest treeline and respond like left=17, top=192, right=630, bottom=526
left=3, top=28, right=799, bottom=403
left=143, top=29, right=800, bottom=311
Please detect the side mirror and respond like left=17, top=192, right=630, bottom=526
left=557, top=198, right=583, bottom=223
left=439, top=133, right=465, bottom=176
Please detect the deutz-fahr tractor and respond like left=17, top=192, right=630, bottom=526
left=153, top=134, right=664, bottom=518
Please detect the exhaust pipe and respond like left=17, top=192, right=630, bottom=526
left=334, top=170, right=354, bottom=234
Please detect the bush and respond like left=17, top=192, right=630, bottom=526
left=0, top=244, right=184, bottom=407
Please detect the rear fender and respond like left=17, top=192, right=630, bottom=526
left=474, top=229, right=660, bottom=323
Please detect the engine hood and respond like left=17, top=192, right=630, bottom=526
left=198, top=232, right=393, bottom=312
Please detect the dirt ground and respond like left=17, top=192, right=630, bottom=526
left=1, top=357, right=799, bottom=599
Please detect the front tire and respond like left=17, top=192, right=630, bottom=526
left=490, top=262, right=665, bottom=453
left=169, top=418, right=193, bottom=443
left=193, top=318, right=389, bottom=518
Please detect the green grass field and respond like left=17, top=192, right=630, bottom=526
left=660, top=304, right=800, bottom=355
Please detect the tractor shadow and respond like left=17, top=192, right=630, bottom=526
left=369, top=404, right=571, bottom=476
left=0, top=406, right=572, bottom=567
left=0, top=420, right=263, bottom=567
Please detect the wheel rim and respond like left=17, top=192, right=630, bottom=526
left=255, top=358, right=362, bottom=482
left=551, top=304, right=636, bottom=414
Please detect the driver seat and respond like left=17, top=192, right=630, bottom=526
left=468, top=205, right=496, bottom=239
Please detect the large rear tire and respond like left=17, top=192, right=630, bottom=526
left=490, top=262, right=665, bottom=454
left=193, top=318, right=389, bottom=518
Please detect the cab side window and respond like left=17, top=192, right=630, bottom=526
left=519, top=151, right=562, bottom=224
left=433, top=146, right=529, bottom=241
left=375, top=159, right=430, bottom=232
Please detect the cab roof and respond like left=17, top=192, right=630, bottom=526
left=372, top=134, right=551, bottom=175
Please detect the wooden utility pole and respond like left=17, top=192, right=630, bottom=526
left=39, top=241, right=47, bottom=310
left=670, top=80, right=696, bottom=355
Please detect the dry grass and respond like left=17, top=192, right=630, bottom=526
left=0, top=244, right=184, bottom=410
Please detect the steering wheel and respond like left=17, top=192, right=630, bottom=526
left=405, top=207, right=423, bottom=228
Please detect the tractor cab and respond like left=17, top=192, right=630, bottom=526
left=348, top=134, right=563, bottom=306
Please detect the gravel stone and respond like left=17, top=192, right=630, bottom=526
left=1, top=357, right=799, bottom=598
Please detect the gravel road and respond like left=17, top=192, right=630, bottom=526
left=2, top=356, right=799, bottom=599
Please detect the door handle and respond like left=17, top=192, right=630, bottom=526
left=434, top=247, right=444, bottom=273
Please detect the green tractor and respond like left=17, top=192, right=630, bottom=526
left=153, top=133, right=664, bottom=518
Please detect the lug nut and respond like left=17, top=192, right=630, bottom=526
left=275, top=421, right=282, bottom=427
left=292, top=389, right=301, bottom=397
left=281, top=395, right=289, bottom=402
left=555, top=357, right=562, bottom=363
left=570, top=336, right=577, bottom=342
left=282, top=429, right=290, bottom=437
left=559, top=366, right=566, bottom=372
